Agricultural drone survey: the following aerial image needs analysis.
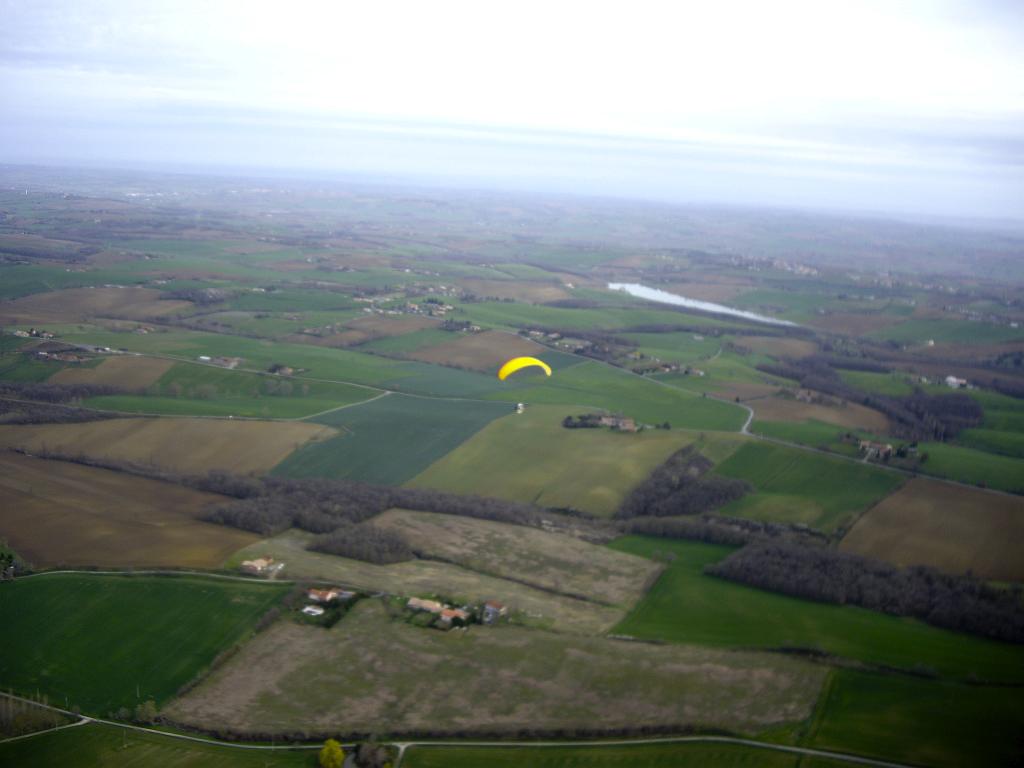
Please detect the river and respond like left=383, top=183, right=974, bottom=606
left=607, top=283, right=798, bottom=327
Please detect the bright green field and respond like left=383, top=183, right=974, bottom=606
left=837, top=370, right=914, bottom=396
left=272, top=393, right=511, bottom=484
left=713, top=442, right=903, bottom=531
left=607, top=537, right=1024, bottom=682
left=917, top=441, right=1024, bottom=493
left=750, top=419, right=863, bottom=454
left=486, top=360, right=747, bottom=430
left=0, top=574, right=288, bottom=715
left=956, top=427, right=1024, bottom=459
left=403, top=742, right=830, bottom=768
left=85, top=361, right=375, bottom=419
left=0, top=724, right=315, bottom=768
left=408, top=406, right=743, bottom=515
left=806, top=669, right=1024, bottom=768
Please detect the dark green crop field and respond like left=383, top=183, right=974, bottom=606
left=403, top=742, right=825, bottom=768
left=712, top=442, right=903, bottom=531
left=806, top=670, right=1024, bottom=768
left=273, top=393, right=511, bottom=484
left=0, top=574, right=288, bottom=715
left=607, top=536, right=1024, bottom=682
left=0, top=724, right=315, bottom=767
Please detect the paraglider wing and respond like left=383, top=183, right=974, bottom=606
left=497, top=356, right=552, bottom=381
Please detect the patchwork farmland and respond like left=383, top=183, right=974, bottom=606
left=408, top=404, right=739, bottom=515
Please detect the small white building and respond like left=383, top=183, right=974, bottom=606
left=301, top=605, right=325, bottom=617
left=945, top=375, right=968, bottom=389
left=515, top=403, right=525, bottom=414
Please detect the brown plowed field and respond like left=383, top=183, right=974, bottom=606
left=409, top=330, right=548, bottom=372
left=0, top=287, right=192, bottom=324
left=48, top=355, right=174, bottom=390
left=0, top=452, right=253, bottom=568
left=839, top=477, right=1024, bottom=580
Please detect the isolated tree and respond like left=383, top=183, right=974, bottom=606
left=319, top=739, right=345, bottom=768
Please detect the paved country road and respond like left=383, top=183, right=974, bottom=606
left=0, top=692, right=919, bottom=767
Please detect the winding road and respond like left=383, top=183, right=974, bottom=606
left=0, top=692, right=916, bottom=768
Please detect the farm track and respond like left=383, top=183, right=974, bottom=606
left=0, top=692, right=917, bottom=768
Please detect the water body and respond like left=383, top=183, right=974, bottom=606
left=608, top=282, right=798, bottom=327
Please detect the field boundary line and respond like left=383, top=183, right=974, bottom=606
left=300, top=390, right=390, bottom=421
left=0, top=716, right=89, bottom=746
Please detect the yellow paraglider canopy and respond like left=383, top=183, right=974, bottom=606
left=497, top=356, right=552, bottom=381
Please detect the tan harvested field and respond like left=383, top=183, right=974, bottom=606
left=741, top=335, right=818, bottom=359
left=48, top=355, right=174, bottom=389
left=0, top=287, right=192, bottom=324
left=751, top=394, right=890, bottom=432
left=372, top=509, right=661, bottom=606
left=290, top=314, right=439, bottom=348
left=0, top=452, right=253, bottom=568
left=839, top=478, right=1024, bottom=581
left=460, top=278, right=570, bottom=303
left=708, top=381, right=783, bottom=402
left=229, top=530, right=624, bottom=634
left=0, top=418, right=334, bottom=475
left=409, top=330, right=549, bottom=372
left=166, top=599, right=825, bottom=735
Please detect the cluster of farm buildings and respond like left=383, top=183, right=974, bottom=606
left=240, top=557, right=509, bottom=630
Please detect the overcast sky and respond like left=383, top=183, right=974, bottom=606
left=2, top=0, right=1022, bottom=220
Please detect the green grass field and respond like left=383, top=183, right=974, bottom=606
left=750, top=419, right=863, bottom=455
left=837, top=370, right=914, bottom=396
left=917, top=441, right=1024, bottom=493
left=713, top=442, right=903, bottom=531
left=868, top=318, right=1024, bottom=345
left=956, top=427, right=1024, bottom=459
left=0, top=724, right=315, bottom=767
left=0, top=573, right=288, bottom=715
left=272, top=393, right=510, bottom=484
left=486, top=360, right=747, bottom=430
left=409, top=405, right=743, bottom=515
left=403, top=742, right=828, bottom=768
left=85, top=361, right=375, bottom=418
left=607, top=536, right=1024, bottom=682
left=806, top=669, right=1024, bottom=768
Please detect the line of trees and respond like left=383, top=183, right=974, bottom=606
left=200, top=475, right=560, bottom=541
left=705, top=541, right=1024, bottom=644
left=310, top=523, right=414, bottom=564
left=620, top=514, right=827, bottom=548
left=0, top=381, right=125, bottom=403
left=0, top=398, right=118, bottom=425
left=616, top=446, right=750, bottom=519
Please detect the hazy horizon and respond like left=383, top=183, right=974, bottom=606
left=3, top=0, right=1022, bottom=221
